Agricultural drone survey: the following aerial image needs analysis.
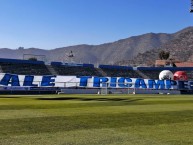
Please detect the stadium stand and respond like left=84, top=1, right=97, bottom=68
left=0, top=58, right=52, bottom=75
left=51, top=65, right=102, bottom=76
left=137, top=67, right=193, bottom=80
left=1, top=58, right=193, bottom=80
left=98, top=65, right=142, bottom=78
left=2, top=58, right=193, bottom=95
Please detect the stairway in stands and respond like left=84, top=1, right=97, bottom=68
left=0, top=65, right=3, bottom=73
left=134, top=70, right=150, bottom=79
left=46, top=65, right=58, bottom=75
left=186, top=71, right=193, bottom=80
left=96, top=68, right=107, bottom=77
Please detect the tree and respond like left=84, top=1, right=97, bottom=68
left=159, top=50, right=170, bottom=60
left=159, top=50, right=164, bottom=60
left=163, top=51, right=170, bottom=60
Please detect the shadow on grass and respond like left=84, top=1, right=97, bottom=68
left=0, top=96, right=21, bottom=99
left=37, top=97, right=143, bottom=103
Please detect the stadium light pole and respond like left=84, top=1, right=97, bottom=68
left=68, top=50, right=74, bottom=63
left=61, top=50, right=75, bottom=63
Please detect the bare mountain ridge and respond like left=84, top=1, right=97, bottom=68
left=0, top=27, right=192, bottom=65
left=117, top=26, right=193, bottom=66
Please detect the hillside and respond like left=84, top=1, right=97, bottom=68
left=117, top=26, right=193, bottom=66
left=0, top=27, right=193, bottom=65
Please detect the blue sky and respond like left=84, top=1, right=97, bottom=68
left=0, top=0, right=192, bottom=49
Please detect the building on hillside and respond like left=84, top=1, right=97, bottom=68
left=155, top=59, right=193, bottom=67
left=175, top=62, right=193, bottom=67
left=155, top=59, right=179, bottom=67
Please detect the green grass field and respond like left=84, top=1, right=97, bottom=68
left=1, top=94, right=193, bottom=145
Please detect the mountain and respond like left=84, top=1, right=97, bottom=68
left=0, top=27, right=192, bottom=65
left=117, top=26, right=193, bottom=66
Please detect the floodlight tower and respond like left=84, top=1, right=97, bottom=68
left=190, top=0, right=193, bottom=12
left=68, top=50, right=74, bottom=63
